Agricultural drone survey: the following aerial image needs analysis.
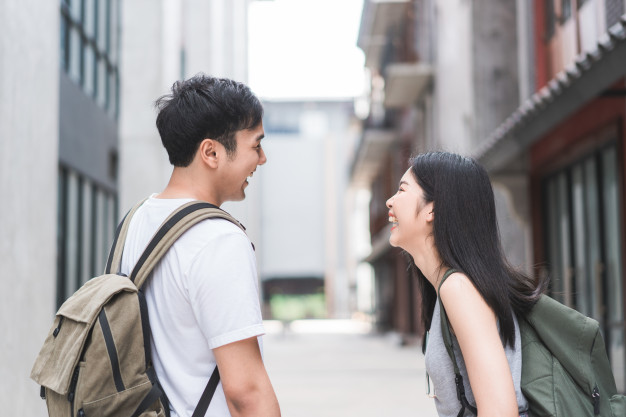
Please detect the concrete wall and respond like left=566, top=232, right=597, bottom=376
left=249, top=101, right=356, bottom=317
left=472, top=0, right=519, bottom=144
left=119, top=0, right=180, bottom=213
left=434, top=0, right=474, bottom=153
left=0, top=1, right=59, bottom=414
left=120, top=0, right=254, bottom=218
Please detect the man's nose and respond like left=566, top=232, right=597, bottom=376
left=258, top=148, right=267, bottom=165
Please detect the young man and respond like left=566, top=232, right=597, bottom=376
left=120, top=75, right=280, bottom=417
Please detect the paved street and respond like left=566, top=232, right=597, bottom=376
left=263, top=320, right=439, bottom=417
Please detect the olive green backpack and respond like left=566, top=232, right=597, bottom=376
left=31, top=200, right=246, bottom=417
left=439, top=268, right=626, bottom=417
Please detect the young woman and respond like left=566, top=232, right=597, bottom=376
left=385, top=152, right=544, bottom=417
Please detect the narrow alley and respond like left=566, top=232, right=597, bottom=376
left=263, top=320, right=439, bottom=417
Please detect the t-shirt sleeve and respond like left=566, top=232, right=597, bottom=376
left=186, top=228, right=265, bottom=349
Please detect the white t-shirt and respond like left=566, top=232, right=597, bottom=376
left=120, top=196, right=265, bottom=417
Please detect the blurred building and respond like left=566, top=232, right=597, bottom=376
left=0, top=0, right=255, bottom=414
left=252, top=100, right=358, bottom=319
left=352, top=0, right=626, bottom=389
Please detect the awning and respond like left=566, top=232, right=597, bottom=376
left=384, top=63, right=433, bottom=108
left=350, top=129, right=396, bottom=187
left=474, top=15, right=626, bottom=172
left=357, top=0, right=410, bottom=70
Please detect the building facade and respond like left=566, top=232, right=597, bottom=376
left=255, top=100, right=358, bottom=319
left=352, top=0, right=626, bottom=389
left=0, top=1, right=256, bottom=414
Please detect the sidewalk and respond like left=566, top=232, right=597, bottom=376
left=263, top=320, right=439, bottom=417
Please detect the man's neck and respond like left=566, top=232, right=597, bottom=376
left=157, top=167, right=221, bottom=206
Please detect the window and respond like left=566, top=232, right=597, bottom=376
left=60, top=0, right=120, bottom=118
left=545, top=0, right=556, bottom=40
left=561, top=0, right=572, bottom=22
left=56, top=165, right=118, bottom=307
left=543, top=144, right=625, bottom=391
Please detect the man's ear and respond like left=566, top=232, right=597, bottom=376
left=198, top=139, right=219, bottom=168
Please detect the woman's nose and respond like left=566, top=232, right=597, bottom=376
left=386, top=196, right=393, bottom=208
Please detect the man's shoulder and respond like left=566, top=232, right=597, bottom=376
left=191, top=216, right=248, bottom=238
left=181, top=217, right=252, bottom=253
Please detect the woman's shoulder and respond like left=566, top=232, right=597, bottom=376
left=440, top=270, right=474, bottom=293
left=439, top=270, right=486, bottom=309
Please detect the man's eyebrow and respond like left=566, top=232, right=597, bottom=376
left=256, top=133, right=265, bottom=142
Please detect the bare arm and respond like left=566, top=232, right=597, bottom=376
left=440, top=272, right=518, bottom=417
left=213, top=336, right=281, bottom=417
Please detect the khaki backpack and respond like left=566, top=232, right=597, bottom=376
left=31, top=200, right=246, bottom=417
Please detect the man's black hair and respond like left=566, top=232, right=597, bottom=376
left=155, top=74, right=264, bottom=167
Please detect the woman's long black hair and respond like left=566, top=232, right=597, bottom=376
left=410, top=152, right=546, bottom=348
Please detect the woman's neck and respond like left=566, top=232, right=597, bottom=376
left=408, top=245, right=448, bottom=293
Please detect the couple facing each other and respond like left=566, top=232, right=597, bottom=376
left=129, top=73, right=538, bottom=417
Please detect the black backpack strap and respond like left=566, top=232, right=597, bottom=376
left=438, top=268, right=478, bottom=416
left=192, top=367, right=221, bottom=417
left=105, top=199, right=245, bottom=415
left=130, top=201, right=246, bottom=289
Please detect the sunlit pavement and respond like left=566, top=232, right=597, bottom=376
left=263, top=319, right=439, bottom=417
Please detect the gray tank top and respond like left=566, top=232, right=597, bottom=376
left=424, top=300, right=528, bottom=416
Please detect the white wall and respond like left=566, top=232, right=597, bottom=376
left=120, top=0, right=254, bottom=216
left=119, top=0, right=181, bottom=212
left=257, top=132, right=326, bottom=278
left=0, top=1, right=59, bottom=414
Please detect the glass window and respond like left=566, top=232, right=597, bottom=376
left=84, top=46, right=95, bottom=97
left=543, top=143, right=625, bottom=392
left=572, top=164, right=587, bottom=313
left=69, top=27, right=81, bottom=83
left=602, top=147, right=625, bottom=391
left=97, top=0, right=108, bottom=53
left=584, top=158, right=602, bottom=319
left=108, top=70, right=118, bottom=117
left=57, top=168, right=118, bottom=305
left=98, top=58, right=107, bottom=107
left=57, top=168, right=68, bottom=308
left=109, top=0, right=119, bottom=63
left=561, top=0, right=572, bottom=21
left=84, top=0, right=95, bottom=38
left=64, top=171, right=79, bottom=301
left=60, top=0, right=119, bottom=117
left=81, top=182, right=93, bottom=285
left=70, top=0, right=82, bottom=22
left=546, top=177, right=563, bottom=302
left=60, top=15, right=68, bottom=71
left=545, top=0, right=556, bottom=39
left=557, top=172, right=573, bottom=306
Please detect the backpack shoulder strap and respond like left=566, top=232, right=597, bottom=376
left=105, top=198, right=148, bottom=275
left=129, top=201, right=245, bottom=289
left=438, top=268, right=478, bottom=416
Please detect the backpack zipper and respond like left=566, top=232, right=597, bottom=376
left=53, top=317, right=64, bottom=337
left=592, top=385, right=600, bottom=414
left=67, top=366, right=80, bottom=417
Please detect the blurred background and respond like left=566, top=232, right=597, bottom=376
left=2, top=0, right=626, bottom=415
